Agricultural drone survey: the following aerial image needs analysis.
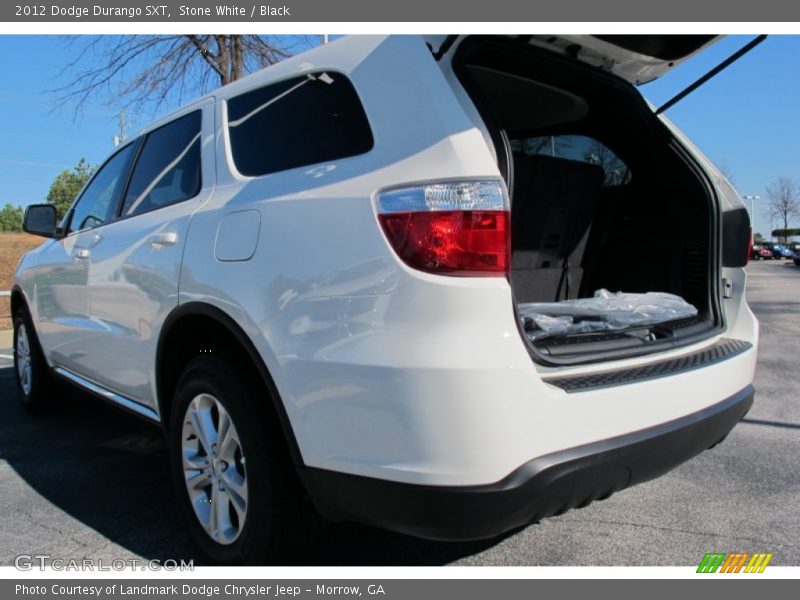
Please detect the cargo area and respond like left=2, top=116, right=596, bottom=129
left=455, top=38, right=721, bottom=363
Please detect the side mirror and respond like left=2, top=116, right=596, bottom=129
left=23, top=204, right=58, bottom=238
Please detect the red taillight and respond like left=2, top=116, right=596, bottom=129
left=376, top=180, right=510, bottom=277
left=379, top=210, right=509, bottom=276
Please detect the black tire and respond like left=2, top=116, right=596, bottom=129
left=12, top=306, right=59, bottom=413
left=168, top=354, right=318, bottom=564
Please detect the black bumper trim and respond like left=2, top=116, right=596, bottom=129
left=299, top=385, right=754, bottom=541
left=543, top=338, right=752, bottom=392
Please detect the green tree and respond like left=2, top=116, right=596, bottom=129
left=46, top=158, right=93, bottom=219
left=772, top=228, right=800, bottom=239
left=0, top=203, right=24, bottom=232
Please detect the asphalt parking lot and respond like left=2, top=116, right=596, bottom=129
left=0, top=259, right=798, bottom=567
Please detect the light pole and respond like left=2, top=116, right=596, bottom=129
left=743, top=194, right=760, bottom=223
left=743, top=194, right=760, bottom=241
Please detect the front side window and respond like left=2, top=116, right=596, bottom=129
left=227, top=72, right=373, bottom=177
left=511, top=135, right=631, bottom=187
left=68, top=142, right=137, bottom=234
left=121, top=111, right=202, bottom=217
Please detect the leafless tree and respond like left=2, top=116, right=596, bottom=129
left=764, top=176, right=800, bottom=240
left=51, top=35, right=315, bottom=116
left=715, top=159, right=737, bottom=187
left=584, top=140, right=630, bottom=186
left=521, top=135, right=574, bottom=157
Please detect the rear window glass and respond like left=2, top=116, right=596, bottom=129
left=227, top=72, right=373, bottom=177
left=511, top=135, right=631, bottom=187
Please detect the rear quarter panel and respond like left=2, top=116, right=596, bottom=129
left=178, top=35, right=521, bottom=480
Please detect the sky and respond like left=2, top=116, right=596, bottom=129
left=641, top=35, right=800, bottom=237
left=0, top=34, right=797, bottom=237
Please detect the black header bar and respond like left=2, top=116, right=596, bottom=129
left=4, top=1, right=800, bottom=22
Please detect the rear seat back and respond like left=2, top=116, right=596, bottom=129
left=510, top=154, right=604, bottom=303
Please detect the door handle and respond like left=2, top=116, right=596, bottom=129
left=147, top=232, right=178, bottom=250
left=73, top=248, right=90, bottom=260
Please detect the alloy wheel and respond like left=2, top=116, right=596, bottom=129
left=181, top=393, right=249, bottom=545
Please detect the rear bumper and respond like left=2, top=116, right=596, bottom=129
left=300, top=385, right=753, bottom=541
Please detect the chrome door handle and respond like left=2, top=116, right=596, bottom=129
left=74, top=248, right=90, bottom=260
left=147, top=232, right=178, bottom=249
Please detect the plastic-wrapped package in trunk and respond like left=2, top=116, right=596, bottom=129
left=518, top=289, right=698, bottom=340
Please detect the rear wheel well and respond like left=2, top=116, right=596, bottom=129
left=10, top=289, right=24, bottom=320
left=156, top=306, right=302, bottom=466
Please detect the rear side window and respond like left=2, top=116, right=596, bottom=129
left=121, top=111, right=202, bottom=217
left=511, top=135, right=631, bottom=187
left=227, top=72, right=373, bottom=177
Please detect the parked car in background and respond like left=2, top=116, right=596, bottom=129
left=794, top=248, right=800, bottom=267
left=11, top=34, right=758, bottom=564
left=762, top=242, right=792, bottom=259
left=750, top=244, right=774, bottom=260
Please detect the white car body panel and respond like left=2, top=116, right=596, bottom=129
left=426, top=35, right=721, bottom=85
left=29, top=228, right=105, bottom=376
left=522, top=35, right=720, bottom=84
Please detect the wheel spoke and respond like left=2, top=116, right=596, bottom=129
left=227, top=484, right=247, bottom=525
left=208, top=484, right=220, bottom=541
left=185, top=469, right=211, bottom=490
left=221, top=470, right=247, bottom=511
left=217, top=410, right=231, bottom=455
left=215, top=487, right=231, bottom=541
left=198, top=402, right=219, bottom=450
left=191, top=494, right=211, bottom=529
left=187, top=404, right=215, bottom=456
left=218, top=421, right=241, bottom=464
left=183, top=452, right=209, bottom=470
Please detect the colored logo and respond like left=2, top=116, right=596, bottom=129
left=697, top=552, right=773, bottom=573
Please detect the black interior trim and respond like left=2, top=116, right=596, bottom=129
left=593, top=35, right=716, bottom=61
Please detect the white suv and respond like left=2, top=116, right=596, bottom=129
left=12, top=35, right=757, bottom=564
